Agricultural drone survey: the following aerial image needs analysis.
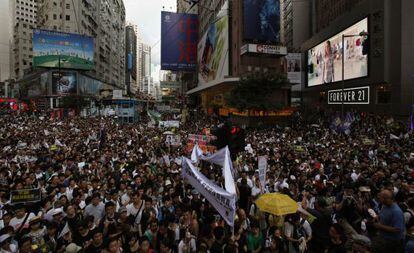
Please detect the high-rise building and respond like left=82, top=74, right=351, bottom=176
left=281, top=0, right=311, bottom=51
left=311, top=0, right=364, bottom=34
left=138, top=42, right=151, bottom=94
left=11, top=0, right=38, bottom=80
left=0, top=0, right=13, bottom=84
left=37, top=0, right=126, bottom=89
left=125, top=23, right=138, bottom=95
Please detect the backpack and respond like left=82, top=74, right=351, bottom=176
left=405, top=209, right=414, bottom=229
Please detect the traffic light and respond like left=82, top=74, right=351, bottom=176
left=211, top=124, right=246, bottom=155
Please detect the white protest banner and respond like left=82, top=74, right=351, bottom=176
left=258, top=156, right=267, bottom=193
left=182, top=157, right=236, bottom=226
left=159, top=121, right=180, bottom=128
left=190, top=144, right=236, bottom=195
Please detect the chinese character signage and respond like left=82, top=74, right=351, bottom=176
left=33, top=29, right=94, bottom=70
left=161, top=12, right=198, bottom=71
left=11, top=189, right=42, bottom=204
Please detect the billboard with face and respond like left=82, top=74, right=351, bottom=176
left=307, top=18, right=368, bottom=87
left=33, top=29, right=94, bottom=70
left=161, top=12, right=198, bottom=71
left=198, top=2, right=229, bottom=85
left=243, top=0, right=280, bottom=43
left=52, top=71, right=77, bottom=95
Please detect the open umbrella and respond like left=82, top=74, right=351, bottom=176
left=255, top=193, right=298, bottom=216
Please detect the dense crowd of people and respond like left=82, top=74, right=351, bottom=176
left=0, top=108, right=413, bottom=253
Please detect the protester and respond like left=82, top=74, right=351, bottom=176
left=0, top=108, right=412, bottom=253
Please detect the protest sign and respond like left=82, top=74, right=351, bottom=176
left=165, top=135, right=181, bottom=146
left=159, top=121, right=180, bottom=128
left=190, top=144, right=236, bottom=195
left=182, top=157, right=236, bottom=226
left=258, top=156, right=267, bottom=193
left=10, top=189, right=41, bottom=204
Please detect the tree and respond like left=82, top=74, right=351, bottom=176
left=226, top=71, right=290, bottom=112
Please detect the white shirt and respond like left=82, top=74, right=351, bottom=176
left=9, top=213, right=35, bottom=231
left=126, top=200, right=145, bottom=224
left=178, top=238, right=196, bottom=253
left=284, top=218, right=312, bottom=239
left=121, top=193, right=130, bottom=206
left=251, top=185, right=261, bottom=197
left=237, top=178, right=253, bottom=188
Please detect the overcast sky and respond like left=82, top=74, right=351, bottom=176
left=124, top=0, right=177, bottom=68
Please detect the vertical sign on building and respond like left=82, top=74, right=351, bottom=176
left=286, top=53, right=302, bottom=84
left=161, top=12, right=198, bottom=71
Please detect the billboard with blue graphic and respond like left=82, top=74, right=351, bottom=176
left=161, top=12, right=198, bottom=71
left=243, top=0, right=280, bottom=43
left=33, top=29, right=94, bottom=70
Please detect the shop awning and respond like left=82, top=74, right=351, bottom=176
left=186, top=77, right=240, bottom=95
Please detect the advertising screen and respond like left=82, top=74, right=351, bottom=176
left=243, top=0, right=280, bottom=43
left=161, top=12, right=198, bottom=71
left=33, top=29, right=94, bottom=70
left=198, top=2, right=229, bottom=85
left=52, top=71, right=77, bottom=95
left=307, top=18, right=368, bottom=87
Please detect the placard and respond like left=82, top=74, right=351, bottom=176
left=10, top=189, right=41, bottom=204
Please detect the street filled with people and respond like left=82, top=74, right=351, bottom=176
left=0, top=108, right=413, bottom=253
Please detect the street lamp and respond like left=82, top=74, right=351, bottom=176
left=341, top=31, right=369, bottom=118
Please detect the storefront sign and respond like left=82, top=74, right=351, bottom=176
left=241, top=44, right=287, bottom=56
left=328, top=86, right=370, bottom=105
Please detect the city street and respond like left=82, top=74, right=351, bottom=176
left=0, top=0, right=413, bottom=253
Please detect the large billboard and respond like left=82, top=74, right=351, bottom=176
left=52, top=71, right=77, bottom=95
left=33, top=29, right=94, bottom=70
left=161, top=12, right=198, bottom=71
left=307, top=18, right=368, bottom=87
left=198, top=2, right=229, bottom=85
left=243, top=0, right=280, bottom=43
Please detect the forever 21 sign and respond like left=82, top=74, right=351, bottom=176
left=328, top=86, right=370, bottom=105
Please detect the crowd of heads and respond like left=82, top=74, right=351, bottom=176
left=0, top=108, right=413, bottom=253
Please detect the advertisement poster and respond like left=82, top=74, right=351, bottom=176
left=286, top=53, right=301, bottom=84
left=52, top=71, right=77, bottom=95
left=198, top=2, right=229, bottom=85
left=33, top=29, right=94, bottom=70
left=243, top=0, right=280, bottom=42
left=307, top=18, right=368, bottom=87
left=161, top=12, right=198, bottom=71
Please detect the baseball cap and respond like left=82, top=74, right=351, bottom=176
left=65, top=243, right=82, bottom=253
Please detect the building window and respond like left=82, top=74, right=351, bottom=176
left=53, top=14, right=57, bottom=20
left=376, top=86, right=391, bottom=104
left=66, top=3, right=70, bottom=9
left=66, top=15, right=70, bottom=21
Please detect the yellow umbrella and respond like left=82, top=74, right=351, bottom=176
left=255, top=193, right=298, bottom=216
